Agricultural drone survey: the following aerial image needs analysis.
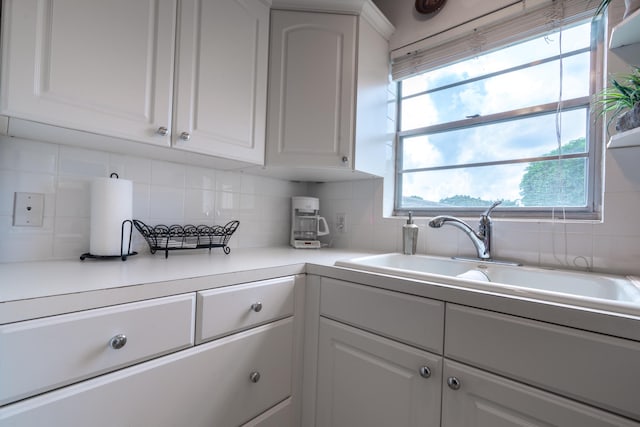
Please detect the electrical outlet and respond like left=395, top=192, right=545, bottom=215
left=13, top=192, right=44, bottom=227
left=336, top=213, right=347, bottom=233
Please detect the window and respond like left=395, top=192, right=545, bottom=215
left=395, top=16, right=604, bottom=218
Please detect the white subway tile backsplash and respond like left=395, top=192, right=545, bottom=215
left=59, top=146, right=109, bottom=177
left=53, top=216, right=90, bottom=259
left=55, top=177, right=91, bottom=218
left=538, top=229, right=594, bottom=271
left=185, top=189, right=216, bottom=223
left=215, top=170, right=242, bottom=193
left=132, top=183, right=150, bottom=220
left=0, top=137, right=58, bottom=173
left=151, top=160, right=186, bottom=187
left=120, top=155, right=152, bottom=184
left=0, top=215, right=54, bottom=262
left=148, top=185, right=185, bottom=223
left=186, top=166, right=216, bottom=190
left=3, top=134, right=640, bottom=275
left=596, top=191, right=640, bottom=237
left=593, top=234, right=640, bottom=275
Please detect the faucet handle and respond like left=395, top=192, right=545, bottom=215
left=482, top=200, right=502, bottom=218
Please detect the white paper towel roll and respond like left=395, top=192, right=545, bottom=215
left=90, top=176, right=133, bottom=256
left=456, top=269, right=490, bottom=282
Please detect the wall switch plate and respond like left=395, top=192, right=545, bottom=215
left=13, top=192, right=44, bottom=227
left=336, top=213, right=347, bottom=233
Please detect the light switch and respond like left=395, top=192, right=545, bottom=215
left=13, top=192, right=44, bottom=227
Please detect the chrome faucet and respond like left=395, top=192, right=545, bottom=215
left=428, top=200, right=502, bottom=260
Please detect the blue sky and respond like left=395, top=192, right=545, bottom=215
left=399, top=22, right=592, bottom=205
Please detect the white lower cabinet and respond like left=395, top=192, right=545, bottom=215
left=312, top=277, right=640, bottom=427
left=442, top=359, right=639, bottom=427
left=316, top=318, right=442, bottom=427
left=0, top=318, right=293, bottom=427
left=1, top=275, right=300, bottom=426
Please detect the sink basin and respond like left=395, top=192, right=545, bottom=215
left=335, top=253, right=640, bottom=315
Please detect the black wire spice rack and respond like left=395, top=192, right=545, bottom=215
left=132, top=219, right=239, bottom=258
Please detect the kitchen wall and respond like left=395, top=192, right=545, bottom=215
left=309, top=0, right=640, bottom=276
left=0, top=135, right=308, bottom=262
left=2, top=1, right=640, bottom=277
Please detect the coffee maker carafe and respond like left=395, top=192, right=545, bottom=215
left=291, top=197, right=329, bottom=248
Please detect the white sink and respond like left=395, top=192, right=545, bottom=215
left=335, top=253, right=640, bottom=315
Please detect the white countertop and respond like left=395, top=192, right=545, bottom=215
left=3, top=247, right=640, bottom=343
left=0, top=247, right=377, bottom=324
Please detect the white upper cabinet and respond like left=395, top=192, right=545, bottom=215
left=264, top=4, right=394, bottom=181
left=173, top=0, right=269, bottom=163
left=1, top=0, right=176, bottom=146
left=267, top=11, right=357, bottom=171
left=1, top=0, right=269, bottom=165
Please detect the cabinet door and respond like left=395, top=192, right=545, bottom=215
left=173, top=0, right=269, bottom=164
left=442, top=360, right=640, bottom=427
left=316, top=318, right=441, bottom=427
left=0, top=318, right=293, bottom=427
left=0, top=0, right=176, bottom=146
left=267, top=11, right=357, bottom=169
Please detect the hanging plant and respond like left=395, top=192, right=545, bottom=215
left=595, top=66, right=640, bottom=132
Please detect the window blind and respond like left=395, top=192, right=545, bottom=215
left=391, top=0, right=598, bottom=81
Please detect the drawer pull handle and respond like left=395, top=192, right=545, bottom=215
left=251, top=302, right=263, bottom=312
left=419, top=366, right=431, bottom=378
left=109, top=334, right=127, bottom=350
left=447, top=376, right=461, bottom=390
left=249, top=371, right=261, bottom=383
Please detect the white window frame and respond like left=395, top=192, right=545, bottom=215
left=393, top=13, right=605, bottom=220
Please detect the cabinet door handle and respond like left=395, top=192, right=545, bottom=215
left=249, top=371, right=261, bottom=383
left=419, top=366, right=431, bottom=378
left=109, top=334, right=127, bottom=350
left=250, top=302, right=263, bottom=312
left=447, top=376, right=461, bottom=390
left=341, top=155, right=349, bottom=164
left=156, top=126, right=169, bottom=136
left=180, top=132, right=191, bottom=141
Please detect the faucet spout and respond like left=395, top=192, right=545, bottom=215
left=428, top=200, right=501, bottom=260
left=429, top=216, right=490, bottom=259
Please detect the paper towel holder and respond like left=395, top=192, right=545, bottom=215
left=80, top=219, right=138, bottom=261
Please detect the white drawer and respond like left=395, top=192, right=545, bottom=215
left=241, top=398, right=294, bottom=427
left=445, top=304, right=640, bottom=421
left=0, top=293, right=195, bottom=406
left=320, top=277, right=445, bottom=354
left=196, top=276, right=294, bottom=344
left=0, top=318, right=293, bottom=427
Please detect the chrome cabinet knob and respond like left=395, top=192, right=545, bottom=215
left=249, top=371, right=261, bottom=383
left=341, top=155, right=349, bottom=164
left=156, top=126, right=169, bottom=136
left=180, top=132, right=191, bottom=141
left=447, top=376, right=461, bottom=390
left=419, top=366, right=431, bottom=378
left=251, top=302, right=263, bottom=312
left=109, top=334, right=127, bottom=350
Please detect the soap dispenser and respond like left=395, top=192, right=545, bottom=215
left=402, top=212, right=419, bottom=255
